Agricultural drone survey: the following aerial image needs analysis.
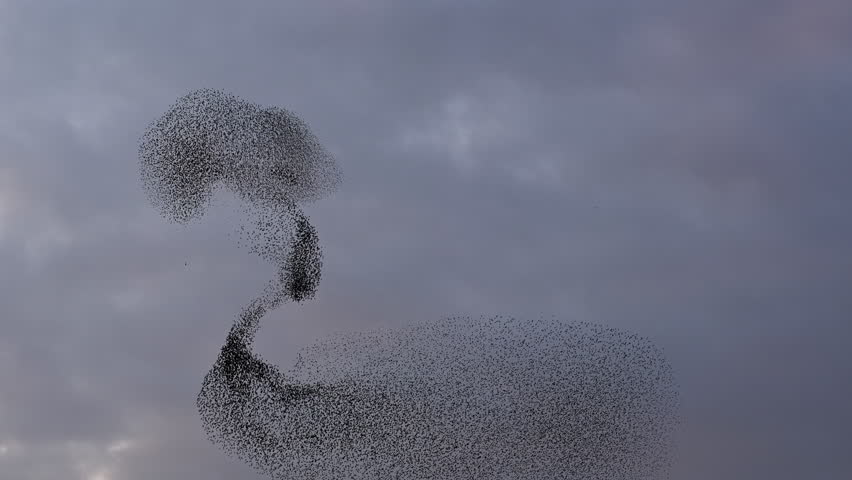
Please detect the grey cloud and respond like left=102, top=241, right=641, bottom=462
left=1, top=0, right=850, bottom=479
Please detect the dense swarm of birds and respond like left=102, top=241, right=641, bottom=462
left=139, top=89, right=681, bottom=479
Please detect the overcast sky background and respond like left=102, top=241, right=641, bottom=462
left=1, top=1, right=851, bottom=479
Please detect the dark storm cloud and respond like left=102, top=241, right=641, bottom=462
left=0, top=0, right=850, bottom=479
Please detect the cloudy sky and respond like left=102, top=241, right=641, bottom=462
left=1, top=0, right=851, bottom=478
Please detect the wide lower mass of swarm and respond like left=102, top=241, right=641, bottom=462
left=198, top=315, right=681, bottom=480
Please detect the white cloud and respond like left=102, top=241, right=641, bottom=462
left=65, top=438, right=137, bottom=480
left=395, top=78, right=534, bottom=173
left=86, top=469, right=112, bottom=480
left=397, top=94, right=482, bottom=171
left=106, top=439, right=134, bottom=456
left=0, top=438, right=23, bottom=459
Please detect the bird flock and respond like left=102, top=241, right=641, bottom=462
left=138, top=88, right=681, bottom=479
